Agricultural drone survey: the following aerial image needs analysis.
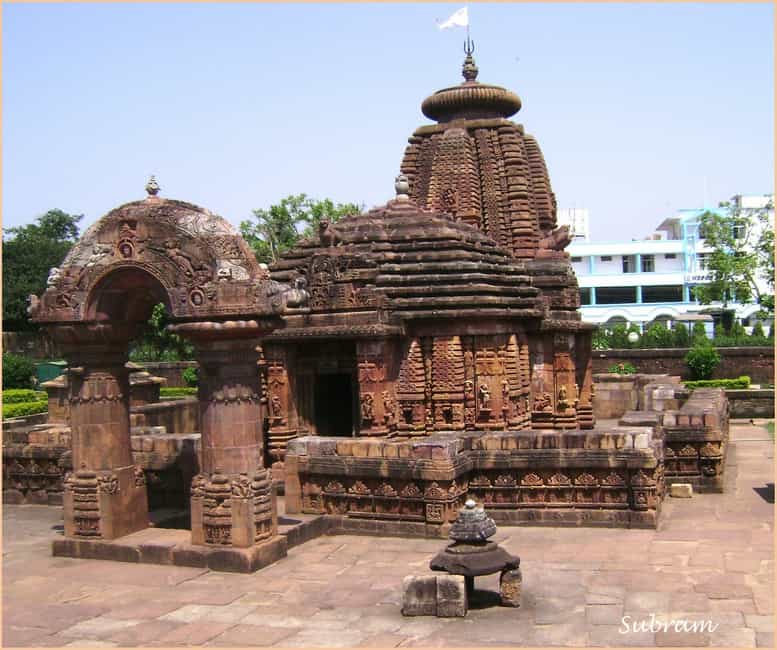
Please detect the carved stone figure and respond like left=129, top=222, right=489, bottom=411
left=534, top=392, right=553, bottom=412
left=361, top=393, right=374, bottom=424
left=478, top=384, right=491, bottom=411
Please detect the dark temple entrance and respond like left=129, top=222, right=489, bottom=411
left=314, top=373, right=355, bottom=436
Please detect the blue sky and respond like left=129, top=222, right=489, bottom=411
left=3, top=3, right=773, bottom=241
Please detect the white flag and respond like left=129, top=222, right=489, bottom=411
left=437, top=7, right=468, bottom=30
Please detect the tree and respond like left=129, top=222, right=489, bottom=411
left=128, top=303, right=195, bottom=362
left=240, top=194, right=362, bottom=265
left=2, top=209, right=83, bottom=331
left=693, top=199, right=774, bottom=327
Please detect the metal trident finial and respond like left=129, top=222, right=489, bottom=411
left=464, top=36, right=475, bottom=56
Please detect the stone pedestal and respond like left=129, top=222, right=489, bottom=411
left=50, top=323, right=148, bottom=540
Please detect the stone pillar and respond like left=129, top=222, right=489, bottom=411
left=173, top=321, right=279, bottom=549
left=575, top=331, right=595, bottom=429
left=49, top=323, right=148, bottom=540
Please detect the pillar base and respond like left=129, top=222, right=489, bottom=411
left=52, top=528, right=287, bottom=573
left=63, top=464, right=148, bottom=540
left=190, top=468, right=277, bottom=547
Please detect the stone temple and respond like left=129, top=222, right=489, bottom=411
left=266, top=46, right=594, bottom=471
left=18, top=45, right=729, bottom=570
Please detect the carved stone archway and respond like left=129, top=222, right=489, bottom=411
left=30, top=182, right=305, bottom=555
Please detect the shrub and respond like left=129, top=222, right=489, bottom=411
left=685, top=342, right=721, bottom=380
left=691, top=321, right=708, bottom=344
left=642, top=322, right=674, bottom=348
left=592, top=327, right=609, bottom=350
left=182, top=367, right=199, bottom=387
left=672, top=322, right=690, bottom=348
left=3, top=389, right=46, bottom=404
left=608, top=324, right=630, bottom=349
left=684, top=376, right=751, bottom=389
left=2, top=353, right=36, bottom=389
left=3, top=399, right=48, bottom=419
left=751, top=321, right=766, bottom=338
left=160, top=387, right=198, bottom=398
left=607, top=362, right=637, bottom=375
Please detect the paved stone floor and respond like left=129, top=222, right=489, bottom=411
left=3, top=420, right=773, bottom=647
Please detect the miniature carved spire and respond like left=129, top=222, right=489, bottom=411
left=394, top=173, right=410, bottom=200
left=462, top=37, right=478, bottom=82
left=145, top=175, right=160, bottom=197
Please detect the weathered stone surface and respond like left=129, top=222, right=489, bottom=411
left=401, top=575, right=438, bottom=616
left=435, top=574, right=467, bottom=617
left=500, top=567, right=522, bottom=607
left=670, top=483, right=693, bottom=498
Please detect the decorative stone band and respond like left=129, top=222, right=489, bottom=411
left=285, top=427, right=663, bottom=530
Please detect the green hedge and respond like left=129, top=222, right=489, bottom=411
left=160, top=387, right=198, bottom=398
left=684, top=376, right=751, bottom=389
left=3, top=400, right=48, bottom=419
left=3, top=389, right=47, bottom=404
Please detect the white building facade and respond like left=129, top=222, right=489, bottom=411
left=567, top=194, right=773, bottom=330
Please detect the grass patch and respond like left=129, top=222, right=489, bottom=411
left=160, top=386, right=197, bottom=397
left=683, top=376, right=750, bottom=390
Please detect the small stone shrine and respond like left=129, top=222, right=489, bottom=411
left=430, top=499, right=521, bottom=606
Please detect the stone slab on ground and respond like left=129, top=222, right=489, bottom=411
left=1, top=420, right=772, bottom=647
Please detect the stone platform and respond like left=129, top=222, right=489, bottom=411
left=2, top=420, right=772, bottom=647
left=49, top=505, right=328, bottom=573
left=52, top=530, right=288, bottom=574
left=285, top=426, right=664, bottom=530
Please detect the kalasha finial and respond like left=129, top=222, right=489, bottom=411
left=145, top=175, right=160, bottom=197
left=462, top=38, right=478, bottom=82
left=394, top=173, right=410, bottom=200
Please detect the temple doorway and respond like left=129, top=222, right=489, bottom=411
left=313, top=372, right=355, bottom=436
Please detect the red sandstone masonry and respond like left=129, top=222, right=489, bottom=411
left=285, top=428, right=663, bottom=530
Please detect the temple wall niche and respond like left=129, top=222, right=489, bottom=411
left=356, top=340, right=398, bottom=437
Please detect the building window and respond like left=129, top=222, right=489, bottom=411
left=571, top=256, right=582, bottom=263
left=596, top=286, right=638, bottom=304
left=641, top=255, right=655, bottom=272
left=579, top=288, right=591, bottom=305
left=697, top=253, right=710, bottom=270
left=601, top=255, right=612, bottom=262
left=642, top=285, right=683, bottom=303
left=664, top=253, right=676, bottom=259
left=732, top=223, right=746, bottom=239
left=622, top=256, right=635, bottom=273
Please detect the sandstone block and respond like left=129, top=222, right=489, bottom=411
left=670, top=483, right=693, bottom=498
left=436, top=574, right=467, bottom=617
left=634, top=433, right=650, bottom=449
left=500, top=567, right=522, bottom=607
left=401, top=575, right=437, bottom=616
